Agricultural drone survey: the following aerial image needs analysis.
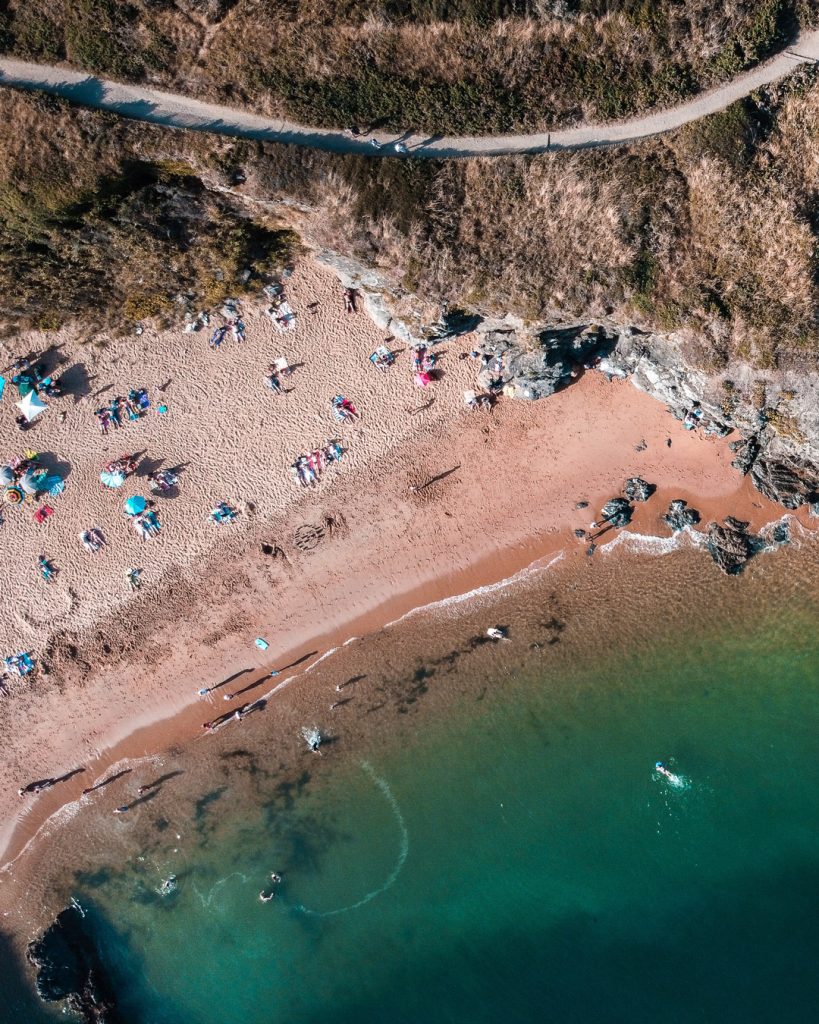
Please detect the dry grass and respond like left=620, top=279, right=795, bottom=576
left=0, top=0, right=808, bottom=132
left=0, top=63, right=818, bottom=365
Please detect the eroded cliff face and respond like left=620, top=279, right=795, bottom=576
left=315, top=249, right=819, bottom=514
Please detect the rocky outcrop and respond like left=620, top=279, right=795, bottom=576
left=729, top=435, right=761, bottom=476
left=663, top=499, right=700, bottom=532
left=27, top=906, right=120, bottom=1024
left=313, top=250, right=819, bottom=515
left=623, top=477, right=654, bottom=502
left=706, top=517, right=755, bottom=575
left=474, top=324, right=616, bottom=399
left=750, top=457, right=819, bottom=510
left=598, top=497, right=633, bottom=528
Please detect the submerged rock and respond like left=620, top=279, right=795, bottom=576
left=706, top=517, right=755, bottom=575
left=27, top=906, right=119, bottom=1024
left=623, top=477, right=655, bottom=502
left=770, top=521, right=790, bottom=545
left=663, top=499, right=700, bottom=533
left=599, top=497, right=633, bottom=528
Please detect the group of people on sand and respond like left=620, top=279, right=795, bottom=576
left=209, top=318, right=246, bottom=349
left=95, top=388, right=151, bottom=434
left=291, top=441, right=344, bottom=487
left=412, top=343, right=438, bottom=388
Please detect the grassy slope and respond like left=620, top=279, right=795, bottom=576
left=0, top=0, right=815, bottom=133
left=0, top=94, right=295, bottom=332
left=0, top=66, right=817, bottom=366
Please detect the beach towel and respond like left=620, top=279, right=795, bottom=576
left=4, top=652, right=34, bottom=676
left=0, top=376, right=5, bottom=401
left=33, top=505, right=54, bottom=524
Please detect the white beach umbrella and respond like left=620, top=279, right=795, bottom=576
left=16, top=390, right=48, bottom=422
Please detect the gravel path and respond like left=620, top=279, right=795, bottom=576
left=1, top=32, right=818, bottom=157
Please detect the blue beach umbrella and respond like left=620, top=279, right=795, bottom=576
left=124, top=495, right=147, bottom=516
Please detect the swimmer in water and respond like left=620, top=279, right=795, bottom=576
left=655, top=761, right=680, bottom=784
left=270, top=872, right=282, bottom=884
left=259, top=890, right=275, bottom=903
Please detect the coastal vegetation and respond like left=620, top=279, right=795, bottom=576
left=0, top=61, right=818, bottom=363
left=0, top=95, right=295, bottom=332
left=0, top=0, right=814, bottom=133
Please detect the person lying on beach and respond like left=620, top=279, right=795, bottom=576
left=79, top=528, right=105, bottom=553
left=331, top=395, right=360, bottom=423
left=37, top=555, right=57, bottom=582
left=343, top=288, right=359, bottom=314
left=209, top=325, right=229, bottom=350
left=147, top=469, right=179, bottom=494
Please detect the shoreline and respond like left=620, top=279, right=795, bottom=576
left=0, top=254, right=811, bottom=974
left=0, top=465, right=805, bottom=876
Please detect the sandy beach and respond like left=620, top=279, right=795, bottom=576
left=0, top=255, right=803, bottom=898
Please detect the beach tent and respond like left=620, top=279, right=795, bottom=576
left=16, top=390, right=47, bottom=422
left=124, top=495, right=148, bottom=516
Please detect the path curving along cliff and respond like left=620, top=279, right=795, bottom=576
left=1, top=31, right=819, bottom=159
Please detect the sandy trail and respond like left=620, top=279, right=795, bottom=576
left=1, top=31, right=819, bottom=157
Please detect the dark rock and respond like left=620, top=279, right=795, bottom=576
left=623, top=477, right=655, bottom=502
left=574, top=528, right=586, bottom=538
left=706, top=518, right=755, bottom=575
left=663, top=499, right=700, bottom=533
left=27, top=906, right=120, bottom=1024
left=770, top=521, right=790, bottom=545
left=476, top=324, right=616, bottom=399
left=729, top=434, right=761, bottom=476
left=575, top=500, right=589, bottom=509
left=750, top=457, right=819, bottom=510
left=599, top=497, right=632, bottom=528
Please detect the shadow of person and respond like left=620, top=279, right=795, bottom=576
left=37, top=451, right=72, bottom=480
left=57, top=361, right=95, bottom=404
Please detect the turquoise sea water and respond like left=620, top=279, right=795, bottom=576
left=11, top=541, right=819, bottom=1023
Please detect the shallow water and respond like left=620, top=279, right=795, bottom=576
left=12, top=536, right=819, bottom=1023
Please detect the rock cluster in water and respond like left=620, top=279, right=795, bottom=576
left=27, top=906, right=119, bottom=1023
left=663, top=499, right=700, bottom=533
left=706, top=517, right=755, bottom=575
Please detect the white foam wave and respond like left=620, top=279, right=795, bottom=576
left=599, top=526, right=706, bottom=558
left=0, top=752, right=170, bottom=873
left=296, top=761, right=409, bottom=918
left=383, top=553, right=566, bottom=631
